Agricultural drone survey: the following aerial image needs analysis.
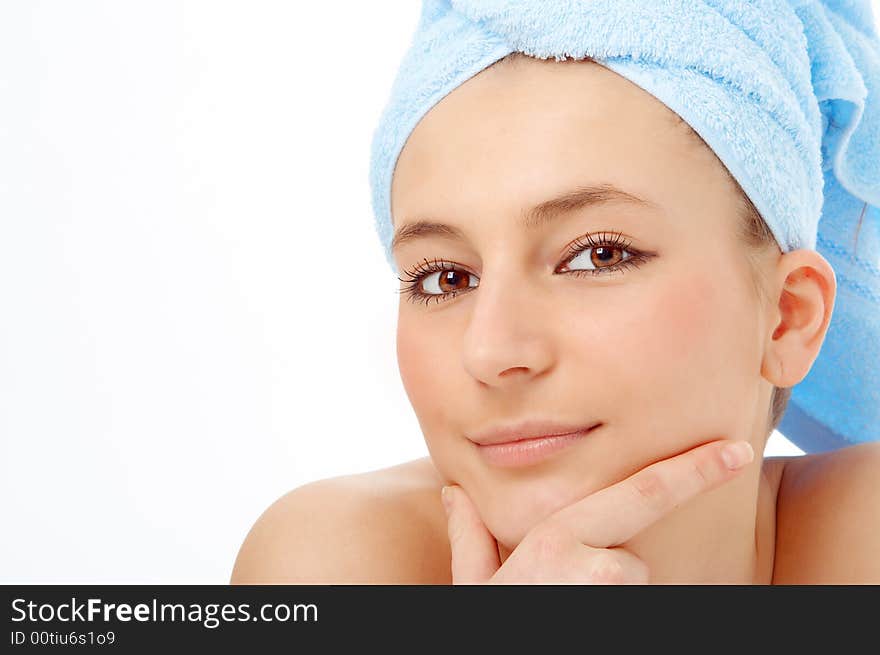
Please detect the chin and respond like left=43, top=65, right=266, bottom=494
left=481, top=479, right=584, bottom=550
left=488, top=518, right=536, bottom=552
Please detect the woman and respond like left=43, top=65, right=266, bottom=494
left=231, top=1, right=880, bottom=584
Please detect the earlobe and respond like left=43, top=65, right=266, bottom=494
left=761, top=249, right=837, bottom=388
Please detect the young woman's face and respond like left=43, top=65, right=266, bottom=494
left=390, top=56, right=777, bottom=548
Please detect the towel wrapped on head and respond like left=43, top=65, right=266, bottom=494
left=368, top=0, right=880, bottom=454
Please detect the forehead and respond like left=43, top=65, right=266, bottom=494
left=390, top=56, right=723, bottom=229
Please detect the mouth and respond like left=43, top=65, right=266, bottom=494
left=473, top=423, right=602, bottom=468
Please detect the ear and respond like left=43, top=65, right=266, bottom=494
left=761, top=249, right=837, bottom=387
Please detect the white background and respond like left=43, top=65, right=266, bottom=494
left=2, top=1, right=878, bottom=583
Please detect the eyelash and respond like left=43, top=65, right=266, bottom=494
left=396, top=230, right=652, bottom=306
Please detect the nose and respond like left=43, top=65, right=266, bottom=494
left=461, top=265, right=557, bottom=388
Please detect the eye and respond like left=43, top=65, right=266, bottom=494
left=557, top=231, right=647, bottom=276
left=420, top=267, right=479, bottom=295
left=396, top=257, right=479, bottom=307
left=564, top=243, right=631, bottom=270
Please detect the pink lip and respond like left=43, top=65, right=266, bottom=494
left=474, top=425, right=601, bottom=468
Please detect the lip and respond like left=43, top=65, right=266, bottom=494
left=467, top=418, right=603, bottom=445
left=467, top=420, right=602, bottom=468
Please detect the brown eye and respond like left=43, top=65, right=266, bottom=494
left=590, top=246, right=624, bottom=267
left=564, top=245, right=632, bottom=272
left=420, top=268, right=479, bottom=295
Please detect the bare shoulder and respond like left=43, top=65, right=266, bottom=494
left=772, top=441, right=880, bottom=584
left=230, top=457, right=452, bottom=584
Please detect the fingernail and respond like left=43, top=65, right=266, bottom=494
left=721, top=441, right=754, bottom=470
left=441, top=486, right=453, bottom=514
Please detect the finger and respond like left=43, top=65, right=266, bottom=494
left=562, top=546, right=651, bottom=585
left=549, top=438, right=754, bottom=549
left=443, top=485, right=501, bottom=584
left=609, top=547, right=651, bottom=585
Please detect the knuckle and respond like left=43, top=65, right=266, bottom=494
left=446, top=515, right=472, bottom=547
left=526, top=525, right=569, bottom=560
left=636, top=559, right=651, bottom=584
left=631, top=471, right=671, bottom=512
left=627, top=556, right=651, bottom=584
left=588, top=552, right=625, bottom=584
left=691, top=457, right=715, bottom=488
left=448, top=522, right=465, bottom=546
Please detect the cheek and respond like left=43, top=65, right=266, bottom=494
left=396, top=320, right=442, bottom=419
left=612, top=271, right=758, bottom=432
left=645, top=275, right=719, bottom=360
left=396, top=319, right=460, bottom=460
left=398, top=316, right=486, bottom=488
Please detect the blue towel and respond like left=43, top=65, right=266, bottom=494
left=368, top=0, right=880, bottom=454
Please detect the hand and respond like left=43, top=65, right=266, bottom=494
left=441, top=438, right=755, bottom=584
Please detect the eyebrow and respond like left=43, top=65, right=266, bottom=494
left=391, top=183, right=657, bottom=253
